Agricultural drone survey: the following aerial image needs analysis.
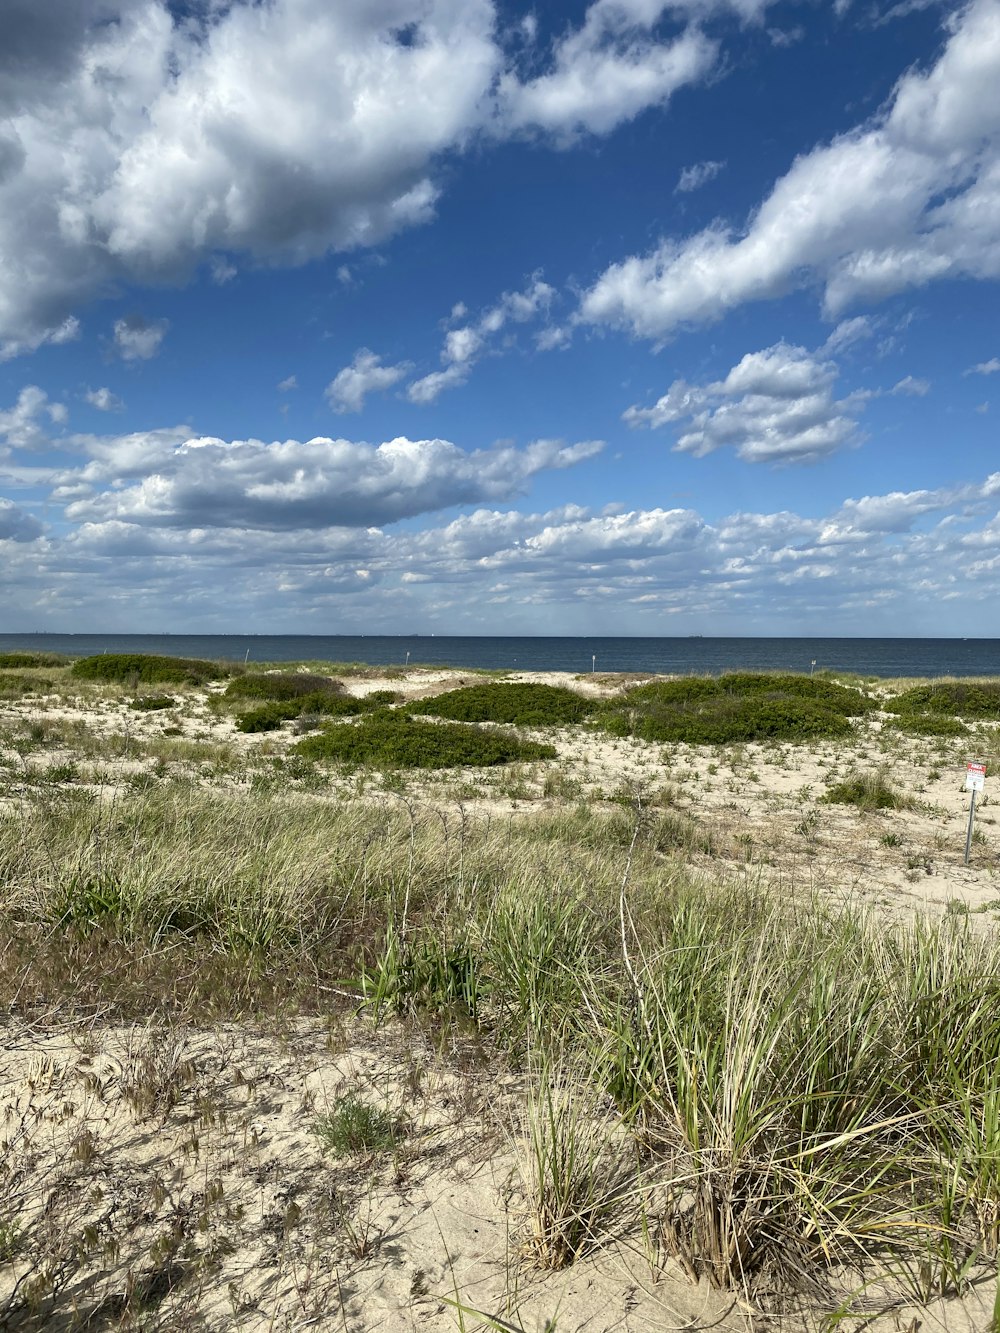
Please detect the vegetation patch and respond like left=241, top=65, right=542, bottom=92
left=236, top=693, right=364, bottom=733
left=313, top=1096, right=399, bottom=1156
left=0, top=674, right=54, bottom=697
left=886, top=681, right=1000, bottom=720
left=409, top=681, right=597, bottom=726
left=129, top=695, right=176, bottom=712
left=70, top=653, right=228, bottom=685
left=295, top=712, right=556, bottom=769
left=886, top=712, right=970, bottom=737
left=0, top=652, right=69, bottom=669
left=823, top=768, right=914, bottom=811
left=224, top=671, right=344, bottom=702
left=599, top=673, right=865, bottom=744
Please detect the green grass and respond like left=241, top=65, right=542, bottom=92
left=599, top=672, right=866, bottom=744
left=313, top=1096, right=398, bottom=1156
left=294, top=712, right=557, bottom=769
left=409, top=681, right=597, bottom=726
left=70, top=653, right=229, bottom=685
left=0, top=652, right=70, bottom=669
left=823, top=767, right=914, bottom=810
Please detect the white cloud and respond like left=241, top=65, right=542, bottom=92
left=822, top=316, right=874, bottom=354
left=967, top=357, right=1000, bottom=375
left=0, top=316, right=80, bottom=364
left=210, top=257, right=237, bottom=285
left=580, top=0, right=1000, bottom=336
left=277, top=375, right=298, bottom=392
left=0, top=0, right=747, bottom=353
left=496, top=7, right=718, bottom=140
left=113, top=315, right=169, bottom=361
left=0, top=386, right=67, bottom=452
left=84, top=387, right=124, bottom=412
left=675, top=159, right=726, bottom=193
left=325, top=350, right=413, bottom=414
left=624, top=341, right=864, bottom=463
left=408, top=276, right=556, bottom=403
left=890, top=374, right=930, bottom=395
left=60, top=432, right=604, bottom=531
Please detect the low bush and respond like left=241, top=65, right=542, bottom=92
left=295, top=712, right=556, bottom=769
left=409, top=681, right=597, bottom=726
left=886, top=713, right=970, bottom=737
left=70, top=653, right=227, bottom=685
left=236, top=693, right=364, bottom=733
left=0, top=652, right=69, bottom=668
left=823, top=768, right=913, bottom=811
left=597, top=672, right=869, bottom=745
left=313, top=1096, right=398, bottom=1156
left=224, top=672, right=344, bottom=702
left=129, top=695, right=175, bottom=712
left=886, top=681, right=1000, bottom=720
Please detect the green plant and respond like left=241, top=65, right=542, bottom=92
left=409, top=682, right=597, bottom=726
left=519, top=1061, right=633, bottom=1269
left=887, top=681, right=1000, bottom=721
left=295, top=713, right=556, bottom=770
left=130, top=694, right=176, bottom=711
left=70, top=653, right=228, bottom=685
left=223, top=671, right=345, bottom=702
left=313, top=1096, right=398, bottom=1156
left=823, top=768, right=914, bottom=811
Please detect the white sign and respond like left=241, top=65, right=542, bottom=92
left=966, top=762, right=987, bottom=793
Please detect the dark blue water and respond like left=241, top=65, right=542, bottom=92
left=1, top=634, right=998, bottom=678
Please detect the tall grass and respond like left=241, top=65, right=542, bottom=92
left=2, top=785, right=1000, bottom=1308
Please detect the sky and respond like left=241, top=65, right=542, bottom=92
left=0, top=0, right=999, bottom=636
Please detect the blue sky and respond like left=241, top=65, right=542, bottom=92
left=1, top=0, right=998, bottom=635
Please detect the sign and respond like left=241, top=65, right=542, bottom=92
left=966, top=762, right=987, bottom=793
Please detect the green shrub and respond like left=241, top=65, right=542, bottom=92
left=886, top=682, right=1000, bottom=720
left=295, top=712, right=556, bottom=769
left=596, top=672, right=870, bottom=745
left=130, top=695, right=176, bottom=712
left=313, top=1096, right=398, bottom=1156
left=886, top=713, right=970, bottom=737
left=71, top=654, right=227, bottom=685
left=0, top=652, right=68, bottom=668
left=409, top=682, right=597, bottom=726
left=236, top=693, right=364, bottom=733
left=223, top=672, right=344, bottom=702
left=823, top=768, right=913, bottom=810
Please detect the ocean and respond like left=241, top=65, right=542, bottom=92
left=1, top=634, right=998, bottom=678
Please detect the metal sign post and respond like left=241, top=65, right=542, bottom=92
left=965, top=761, right=987, bottom=864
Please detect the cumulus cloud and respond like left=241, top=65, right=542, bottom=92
left=84, top=386, right=124, bottom=412
left=675, top=159, right=726, bottom=192
left=408, top=277, right=555, bottom=403
left=624, top=341, right=864, bottom=463
left=0, top=498, right=42, bottom=542
left=580, top=0, right=1000, bottom=336
left=0, top=0, right=754, bottom=353
left=61, top=432, right=604, bottom=531
left=113, top=315, right=169, bottom=362
left=0, top=386, right=67, bottom=453
left=967, top=357, right=1000, bottom=375
left=326, top=350, right=412, bottom=414
left=495, top=5, right=717, bottom=139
